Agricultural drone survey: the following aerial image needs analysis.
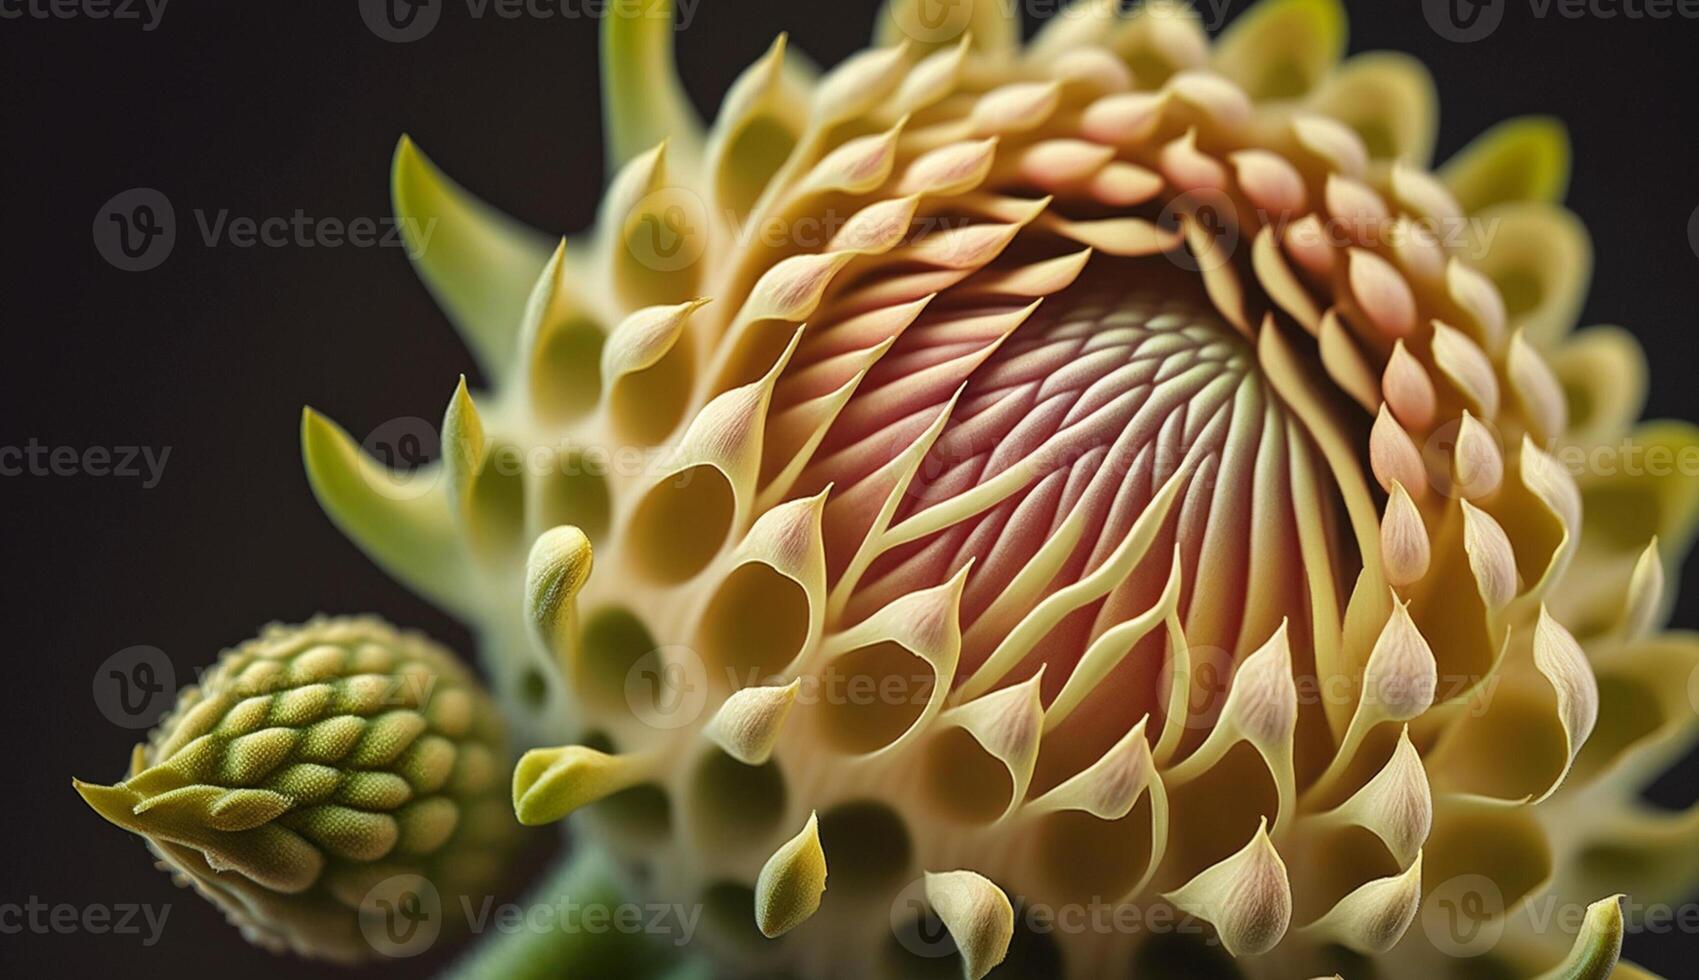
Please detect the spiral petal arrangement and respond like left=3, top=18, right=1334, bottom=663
left=78, top=0, right=1699, bottom=977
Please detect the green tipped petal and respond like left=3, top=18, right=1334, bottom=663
left=391, top=136, right=554, bottom=375
left=602, top=0, right=704, bottom=173
left=1551, top=325, right=1649, bottom=445
left=300, top=407, right=469, bottom=617
left=1536, top=895, right=1624, bottom=980
left=1213, top=0, right=1348, bottom=101
left=1442, top=116, right=1572, bottom=213
left=754, top=811, right=827, bottom=938
left=512, top=745, right=651, bottom=826
left=1310, top=52, right=1438, bottom=165
left=441, top=375, right=488, bottom=520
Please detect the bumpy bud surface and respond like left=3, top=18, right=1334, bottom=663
left=75, top=617, right=515, bottom=962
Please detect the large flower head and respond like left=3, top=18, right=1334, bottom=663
left=87, top=0, right=1699, bottom=976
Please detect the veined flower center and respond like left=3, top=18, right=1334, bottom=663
left=794, top=267, right=1340, bottom=786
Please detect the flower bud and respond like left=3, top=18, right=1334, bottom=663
left=75, top=617, right=515, bottom=961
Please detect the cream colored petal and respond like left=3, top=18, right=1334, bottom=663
left=812, top=42, right=912, bottom=129
left=1619, top=538, right=1665, bottom=640
left=1311, top=727, right=1432, bottom=866
left=1454, top=411, right=1507, bottom=500
left=1166, top=623, right=1298, bottom=833
left=1433, top=320, right=1502, bottom=417
left=934, top=670, right=1047, bottom=823
left=923, top=870, right=1014, bottom=980
left=1383, top=339, right=1437, bottom=431
left=1533, top=606, right=1600, bottom=772
left=1381, top=480, right=1431, bottom=587
left=1297, top=853, right=1422, bottom=954
left=1163, top=817, right=1292, bottom=957
left=1509, top=328, right=1569, bottom=441
left=1461, top=499, right=1519, bottom=608
left=705, top=681, right=801, bottom=766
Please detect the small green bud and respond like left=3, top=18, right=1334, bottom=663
left=75, top=617, right=517, bottom=962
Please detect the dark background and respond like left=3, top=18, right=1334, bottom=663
left=3, top=1, right=1697, bottom=976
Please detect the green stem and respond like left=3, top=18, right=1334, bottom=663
left=443, top=847, right=704, bottom=980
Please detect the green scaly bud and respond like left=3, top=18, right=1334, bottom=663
left=75, top=616, right=516, bottom=962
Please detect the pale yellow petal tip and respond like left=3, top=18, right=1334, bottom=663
left=1622, top=538, right=1665, bottom=639
left=1300, top=852, right=1422, bottom=955
left=1380, top=480, right=1431, bottom=587
left=705, top=680, right=802, bottom=766
left=1460, top=499, right=1519, bottom=609
left=1453, top=410, right=1506, bottom=499
left=1316, top=727, right=1431, bottom=866
left=1164, top=817, right=1292, bottom=956
left=755, top=811, right=827, bottom=938
left=1533, top=606, right=1600, bottom=764
left=1360, top=598, right=1437, bottom=722
left=923, top=870, right=1014, bottom=980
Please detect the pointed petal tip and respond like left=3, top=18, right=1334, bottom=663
left=755, top=810, right=827, bottom=938
left=923, top=869, right=1014, bottom=980
left=73, top=778, right=143, bottom=830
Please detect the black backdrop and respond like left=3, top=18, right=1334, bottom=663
left=3, top=1, right=1698, bottom=976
